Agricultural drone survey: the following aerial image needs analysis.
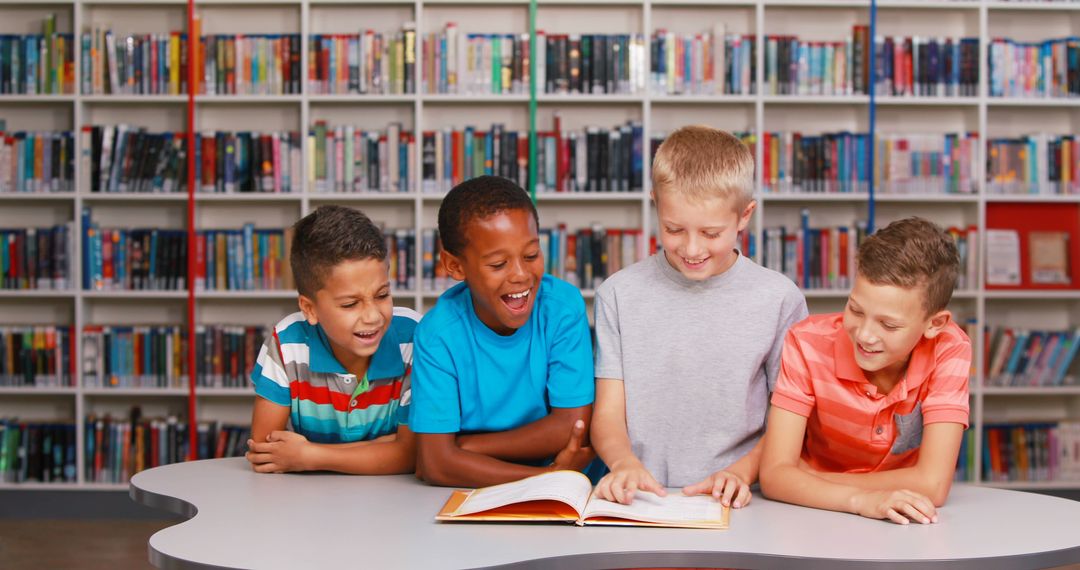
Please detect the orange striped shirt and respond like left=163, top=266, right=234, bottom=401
left=771, top=313, right=971, bottom=473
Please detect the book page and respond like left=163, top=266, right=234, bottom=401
left=450, top=470, right=592, bottom=518
left=582, top=491, right=727, bottom=528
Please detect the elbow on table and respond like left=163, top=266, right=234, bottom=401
left=415, top=448, right=455, bottom=487
left=927, top=478, right=954, bottom=508
left=757, top=464, right=783, bottom=500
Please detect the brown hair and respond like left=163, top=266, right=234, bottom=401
left=856, top=217, right=960, bottom=314
left=651, top=125, right=754, bottom=209
left=290, top=205, right=387, bottom=297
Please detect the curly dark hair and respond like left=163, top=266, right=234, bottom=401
left=290, top=205, right=387, bottom=297
left=437, top=175, right=539, bottom=257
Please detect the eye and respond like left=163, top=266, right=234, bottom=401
left=882, top=323, right=900, bottom=331
left=489, top=261, right=507, bottom=269
left=848, top=305, right=863, bottom=316
left=340, top=302, right=357, bottom=309
left=665, top=228, right=682, bottom=235
left=524, top=252, right=540, bottom=261
left=377, top=291, right=391, bottom=300
left=703, top=232, right=720, bottom=239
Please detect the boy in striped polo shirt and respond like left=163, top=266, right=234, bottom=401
left=761, top=217, right=972, bottom=525
left=246, top=205, right=420, bottom=474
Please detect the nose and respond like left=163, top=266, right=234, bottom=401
left=508, top=257, right=529, bottom=283
left=856, top=323, right=879, bottom=346
left=360, top=301, right=382, bottom=325
left=684, top=233, right=705, bottom=258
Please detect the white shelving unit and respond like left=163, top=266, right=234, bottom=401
left=1, top=0, right=1079, bottom=491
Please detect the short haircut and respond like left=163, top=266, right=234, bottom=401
left=437, top=175, right=539, bottom=257
left=857, top=217, right=960, bottom=315
left=651, top=125, right=754, bottom=209
left=290, top=205, right=387, bottom=297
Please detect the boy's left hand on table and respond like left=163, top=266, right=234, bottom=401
left=246, top=431, right=311, bottom=473
left=682, top=470, right=751, bottom=509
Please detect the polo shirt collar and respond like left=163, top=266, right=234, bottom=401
left=309, top=322, right=405, bottom=380
left=833, top=324, right=935, bottom=392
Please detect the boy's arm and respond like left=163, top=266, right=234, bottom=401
left=591, top=378, right=666, bottom=503
left=248, top=426, right=416, bottom=475
left=416, top=420, right=592, bottom=488
left=250, top=397, right=289, bottom=446
left=455, top=404, right=592, bottom=461
left=760, top=407, right=938, bottom=524
left=803, top=424, right=964, bottom=506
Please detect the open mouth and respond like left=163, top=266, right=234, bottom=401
left=857, top=343, right=883, bottom=357
left=682, top=255, right=709, bottom=269
left=501, top=288, right=531, bottom=314
left=354, top=330, right=380, bottom=345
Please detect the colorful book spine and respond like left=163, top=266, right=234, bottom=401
left=83, top=125, right=189, bottom=194
left=985, top=326, right=1080, bottom=387
left=0, top=420, right=76, bottom=484
left=989, top=37, right=1079, bottom=99
left=0, top=326, right=75, bottom=387
left=310, top=25, right=416, bottom=95
left=987, top=134, right=1080, bottom=195
left=199, top=34, right=302, bottom=96
left=874, top=36, right=979, bottom=97
left=0, top=15, right=76, bottom=95
left=760, top=131, right=870, bottom=194
left=80, top=29, right=188, bottom=95
left=876, top=132, right=979, bottom=195
left=982, top=422, right=1080, bottom=483
left=0, top=225, right=73, bottom=290
left=195, top=130, right=301, bottom=194
left=0, top=129, right=76, bottom=193
left=308, top=122, right=413, bottom=193
left=651, top=26, right=754, bottom=96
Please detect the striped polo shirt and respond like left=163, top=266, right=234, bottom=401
left=771, top=313, right=970, bottom=473
left=251, top=307, right=419, bottom=444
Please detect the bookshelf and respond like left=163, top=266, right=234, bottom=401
left=1, top=0, right=1079, bottom=490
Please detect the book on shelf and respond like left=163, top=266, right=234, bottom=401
left=82, top=125, right=189, bottom=194
left=988, top=37, right=1079, bottom=99
left=954, top=428, right=976, bottom=482
left=195, top=325, right=267, bottom=389
left=984, top=326, right=1080, bottom=388
left=199, top=34, right=302, bottom=96
left=874, top=35, right=979, bottom=97
left=195, top=130, right=302, bottom=194
left=983, top=422, right=1080, bottom=484
left=1029, top=231, right=1071, bottom=285
left=651, top=25, right=754, bottom=96
left=81, top=207, right=187, bottom=291
left=0, top=14, right=75, bottom=95
left=764, top=27, right=869, bottom=96
left=986, top=134, right=1078, bottom=196
left=309, top=121, right=413, bottom=194
left=759, top=131, right=871, bottom=194
left=0, top=326, right=75, bottom=388
left=0, top=128, right=75, bottom=193
left=310, top=24, right=417, bottom=95
left=80, top=28, right=189, bottom=95
left=84, top=409, right=249, bottom=484
left=0, top=420, right=76, bottom=484
left=876, top=133, right=979, bottom=195
left=0, top=225, right=73, bottom=291
left=437, top=470, right=730, bottom=529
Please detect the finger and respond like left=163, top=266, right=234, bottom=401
left=253, top=462, right=282, bottom=474
left=719, top=478, right=738, bottom=508
left=245, top=452, right=276, bottom=464
left=903, top=492, right=938, bottom=523
left=642, top=473, right=667, bottom=497
left=734, top=484, right=752, bottom=508
left=885, top=508, right=910, bottom=525
left=622, top=480, right=640, bottom=505
left=595, top=478, right=613, bottom=502
left=246, top=439, right=255, bottom=450
left=267, top=431, right=287, bottom=442
left=565, top=420, right=586, bottom=451
left=681, top=478, right=711, bottom=496
left=898, top=500, right=932, bottom=525
left=247, top=441, right=278, bottom=453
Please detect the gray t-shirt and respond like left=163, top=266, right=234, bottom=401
left=594, top=252, right=809, bottom=487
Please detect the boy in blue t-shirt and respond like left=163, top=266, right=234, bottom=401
left=410, top=176, right=596, bottom=487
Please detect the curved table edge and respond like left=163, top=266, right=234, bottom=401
left=129, top=480, right=247, bottom=570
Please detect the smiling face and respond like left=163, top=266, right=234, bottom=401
left=654, top=190, right=754, bottom=280
left=843, top=274, right=951, bottom=387
left=298, top=257, right=393, bottom=375
left=443, top=208, right=544, bottom=336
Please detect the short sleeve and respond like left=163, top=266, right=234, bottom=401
left=392, top=307, right=420, bottom=426
left=546, top=292, right=596, bottom=408
left=408, top=324, right=463, bottom=433
left=396, top=368, right=412, bottom=426
left=921, top=336, right=972, bottom=428
left=769, top=330, right=817, bottom=418
left=592, top=286, right=623, bottom=381
left=251, top=332, right=291, bottom=406
left=765, top=287, right=810, bottom=392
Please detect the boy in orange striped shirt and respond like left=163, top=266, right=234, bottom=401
left=760, top=217, right=971, bottom=525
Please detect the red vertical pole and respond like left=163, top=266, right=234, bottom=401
left=186, top=0, right=198, bottom=461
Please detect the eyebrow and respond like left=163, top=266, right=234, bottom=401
left=848, top=297, right=905, bottom=323
left=332, top=282, right=390, bottom=300
left=480, top=239, right=540, bottom=259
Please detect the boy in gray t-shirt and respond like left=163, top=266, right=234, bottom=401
left=592, top=126, right=808, bottom=510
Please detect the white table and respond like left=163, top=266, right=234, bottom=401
left=130, top=457, right=1080, bottom=569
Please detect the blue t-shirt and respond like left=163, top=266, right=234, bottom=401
left=409, top=273, right=595, bottom=434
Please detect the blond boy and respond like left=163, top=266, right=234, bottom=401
left=591, top=126, right=808, bottom=507
left=760, top=217, right=971, bottom=525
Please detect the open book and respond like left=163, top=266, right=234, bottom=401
left=435, top=470, right=730, bottom=529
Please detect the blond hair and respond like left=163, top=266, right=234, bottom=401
left=857, top=217, right=960, bottom=315
left=651, top=125, right=754, bottom=209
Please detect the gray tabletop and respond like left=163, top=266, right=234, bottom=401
left=130, top=457, right=1080, bottom=570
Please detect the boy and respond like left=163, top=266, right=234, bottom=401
left=410, top=175, right=595, bottom=487
left=592, top=126, right=809, bottom=508
left=760, top=217, right=971, bottom=525
left=246, top=205, right=420, bottom=474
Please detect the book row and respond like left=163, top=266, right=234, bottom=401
left=984, top=327, right=1080, bottom=388
left=0, top=129, right=76, bottom=194
left=0, top=16, right=74, bottom=95
left=82, top=324, right=268, bottom=389
left=988, top=37, right=1080, bottom=99
left=0, top=326, right=75, bottom=388
left=0, top=420, right=75, bottom=484
left=651, top=27, right=754, bottom=96
left=308, top=28, right=417, bottom=96
left=761, top=214, right=978, bottom=290
left=80, top=29, right=189, bottom=96
left=85, top=413, right=248, bottom=484
left=986, top=135, right=1079, bottom=196
left=982, top=422, right=1080, bottom=483
left=199, top=34, right=302, bottom=96
left=0, top=225, right=73, bottom=291
left=873, top=35, right=979, bottom=97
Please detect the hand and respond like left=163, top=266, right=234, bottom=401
left=594, top=457, right=666, bottom=505
left=245, top=431, right=312, bottom=473
left=550, top=420, right=596, bottom=473
left=682, top=469, right=751, bottom=509
left=852, top=489, right=938, bottom=525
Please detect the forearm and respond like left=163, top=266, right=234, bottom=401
left=304, top=439, right=415, bottom=475
left=592, top=419, right=638, bottom=470
left=810, top=466, right=952, bottom=505
left=725, top=438, right=764, bottom=484
left=421, top=446, right=551, bottom=487
left=760, top=463, right=864, bottom=515
left=458, top=407, right=589, bottom=462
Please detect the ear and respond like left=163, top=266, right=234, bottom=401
left=922, top=309, right=952, bottom=339
left=298, top=294, right=319, bottom=326
left=737, top=199, right=757, bottom=232
left=441, top=250, right=467, bottom=283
